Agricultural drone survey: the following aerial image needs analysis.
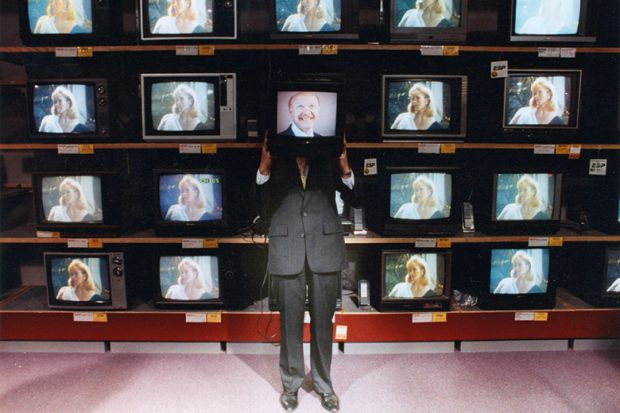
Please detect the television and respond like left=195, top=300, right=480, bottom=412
left=572, top=163, right=620, bottom=235
left=389, top=0, right=468, bottom=43
left=45, top=251, right=127, bottom=310
left=153, top=253, right=223, bottom=309
left=153, top=169, right=228, bottom=236
left=270, top=0, right=359, bottom=41
left=268, top=76, right=344, bottom=158
left=368, top=166, right=462, bottom=236
left=27, top=78, right=110, bottom=142
left=139, top=0, right=237, bottom=41
left=565, top=245, right=620, bottom=308
left=479, top=171, right=563, bottom=235
left=141, top=73, right=237, bottom=142
left=18, top=0, right=118, bottom=45
left=378, top=249, right=452, bottom=311
left=503, top=69, right=582, bottom=133
left=510, top=0, right=597, bottom=43
left=381, top=74, right=468, bottom=141
left=32, top=171, right=125, bottom=236
left=475, top=246, right=557, bottom=310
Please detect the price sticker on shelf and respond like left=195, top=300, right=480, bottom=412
left=589, top=159, right=608, bottom=176
left=199, top=46, right=215, bottom=56
left=79, top=144, right=94, bottom=154
left=568, top=145, right=582, bottom=159
left=412, top=313, right=432, bottom=323
left=203, top=239, right=219, bottom=249
left=298, top=45, right=323, bottom=55
left=442, top=46, right=459, bottom=56
left=515, top=311, right=548, bottom=321
left=528, top=237, right=549, bottom=247
left=548, top=237, right=564, bottom=247
left=538, top=47, right=561, bottom=58
left=490, top=60, right=508, bottom=78
left=321, top=44, right=338, bottom=55
left=364, top=158, right=378, bottom=176
left=432, top=312, right=448, bottom=322
left=36, top=231, right=60, bottom=238
left=182, top=239, right=205, bottom=249
left=55, top=47, right=78, bottom=58
left=67, top=239, right=89, bottom=249
left=201, top=144, right=218, bottom=154
left=334, top=325, right=348, bottom=340
left=555, top=144, right=570, bottom=155
left=77, top=47, right=93, bottom=57
left=420, top=45, right=444, bottom=56
left=179, top=143, right=202, bottom=154
left=533, top=144, right=556, bottom=155
left=440, top=143, right=456, bottom=154
left=415, top=238, right=437, bottom=248
left=534, top=312, right=549, bottom=321
left=176, top=45, right=199, bottom=56
left=418, top=143, right=441, bottom=154
left=185, top=313, right=207, bottom=323
left=57, top=144, right=81, bottom=154
left=206, top=312, right=222, bottom=323
left=560, top=48, right=576, bottom=58
left=73, top=312, right=107, bottom=322
left=87, top=239, right=103, bottom=248
left=436, top=238, right=452, bottom=248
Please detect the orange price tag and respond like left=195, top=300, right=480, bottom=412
left=201, top=144, right=218, bottom=154
left=555, top=144, right=570, bottom=155
left=440, top=143, right=456, bottom=154
left=548, top=237, right=564, bottom=247
left=436, top=238, right=452, bottom=248
left=93, top=312, right=108, bottom=322
left=432, top=312, right=447, bottom=322
left=534, top=312, right=549, bottom=321
left=206, top=312, right=222, bottom=323
left=88, top=239, right=103, bottom=248
left=322, top=44, right=338, bottom=55
left=203, top=239, right=219, bottom=249
left=443, top=46, right=460, bottom=56
left=199, top=45, right=215, bottom=55
left=77, top=47, right=93, bottom=57
left=79, top=144, right=94, bottom=154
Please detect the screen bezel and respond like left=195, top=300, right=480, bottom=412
left=141, top=73, right=237, bottom=142
left=152, top=251, right=224, bottom=309
left=389, top=0, right=469, bottom=43
left=602, top=247, right=620, bottom=300
left=139, top=0, right=238, bottom=41
left=153, top=168, right=228, bottom=236
left=379, top=249, right=452, bottom=311
left=502, top=69, right=583, bottom=132
left=26, top=78, right=111, bottom=142
left=381, top=74, right=468, bottom=141
left=509, top=0, right=597, bottom=43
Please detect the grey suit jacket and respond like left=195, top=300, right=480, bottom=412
left=257, top=156, right=356, bottom=275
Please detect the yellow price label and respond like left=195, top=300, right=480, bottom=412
left=322, top=44, right=338, bottom=55
left=206, top=312, right=222, bottom=323
left=443, top=46, right=460, bottom=56
left=199, top=45, right=215, bottom=55
left=201, top=144, right=217, bottom=154
left=79, top=144, right=94, bottom=154
left=555, top=144, right=570, bottom=155
left=88, top=239, right=103, bottom=248
left=548, top=237, right=564, bottom=247
left=93, top=312, right=108, bottom=322
left=203, top=239, right=219, bottom=249
left=432, top=312, right=447, bottom=322
left=440, top=143, right=456, bottom=154
left=436, top=238, right=452, bottom=248
left=77, top=47, right=93, bottom=57
left=534, top=312, right=549, bottom=321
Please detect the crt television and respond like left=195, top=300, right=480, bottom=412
left=271, top=0, right=359, bottom=40
left=45, top=251, right=127, bottom=310
left=368, top=166, right=462, bottom=236
left=139, top=0, right=237, bottom=41
left=389, top=0, right=468, bottom=43
left=510, top=0, right=597, bottom=43
left=154, top=169, right=227, bottom=236
left=18, top=0, right=118, bottom=45
left=565, top=245, right=620, bottom=308
left=378, top=249, right=452, bottom=311
left=27, top=78, right=110, bottom=142
left=382, top=74, right=468, bottom=141
left=503, top=69, right=582, bottom=133
left=141, top=73, right=237, bottom=142
left=153, top=253, right=223, bottom=309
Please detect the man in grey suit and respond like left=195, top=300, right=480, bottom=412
left=256, top=136, right=355, bottom=412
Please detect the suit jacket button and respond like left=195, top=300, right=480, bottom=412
left=303, top=212, right=308, bottom=217
left=300, top=233, right=305, bottom=238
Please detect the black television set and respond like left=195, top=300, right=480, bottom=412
left=564, top=245, right=620, bottom=308
left=510, top=0, right=597, bottom=43
left=18, top=0, right=119, bottom=45
left=478, top=171, right=563, bottom=235
left=153, top=253, right=223, bottom=309
left=368, top=166, right=462, bottom=236
left=572, top=162, right=620, bottom=235
left=503, top=69, right=582, bottom=134
left=32, top=171, right=125, bottom=236
left=141, top=73, right=237, bottom=142
left=378, top=249, right=452, bottom=311
left=270, top=0, right=359, bottom=41
left=389, top=0, right=468, bottom=43
left=139, top=0, right=237, bottom=42
left=381, top=74, right=468, bottom=141
left=45, top=251, right=128, bottom=310
left=268, top=76, right=345, bottom=158
left=26, top=78, right=111, bottom=142
left=153, top=169, right=228, bottom=236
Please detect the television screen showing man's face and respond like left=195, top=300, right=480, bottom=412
left=276, top=91, right=337, bottom=137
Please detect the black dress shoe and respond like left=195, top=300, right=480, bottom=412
left=279, top=390, right=299, bottom=412
left=319, top=393, right=339, bottom=412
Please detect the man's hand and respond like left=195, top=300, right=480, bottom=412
left=338, top=137, right=352, bottom=179
left=258, top=133, right=272, bottom=177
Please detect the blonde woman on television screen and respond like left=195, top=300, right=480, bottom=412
left=391, top=83, right=442, bottom=131
left=56, top=259, right=103, bottom=302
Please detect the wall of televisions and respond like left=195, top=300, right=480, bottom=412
left=0, top=1, right=619, bottom=332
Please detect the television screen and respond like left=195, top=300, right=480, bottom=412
left=141, top=73, right=236, bottom=141
left=139, top=0, right=237, bottom=41
left=382, top=75, right=467, bottom=140
left=389, top=0, right=468, bottom=43
left=493, top=173, right=556, bottom=221
left=40, top=175, right=103, bottom=223
left=510, top=0, right=597, bottom=42
left=271, top=0, right=359, bottom=40
left=159, top=255, right=220, bottom=301
left=276, top=90, right=337, bottom=138
left=390, top=172, right=452, bottom=220
left=503, top=70, right=582, bottom=130
left=604, top=248, right=620, bottom=296
left=45, top=251, right=127, bottom=310
left=158, top=173, right=224, bottom=223
left=490, top=248, right=549, bottom=295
